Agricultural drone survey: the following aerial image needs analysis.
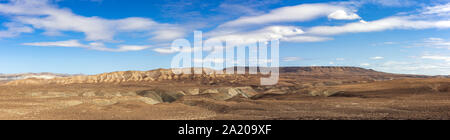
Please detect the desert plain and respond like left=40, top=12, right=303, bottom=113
left=0, top=67, right=448, bottom=120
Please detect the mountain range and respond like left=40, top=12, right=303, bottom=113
left=0, top=73, right=73, bottom=82
left=3, top=67, right=426, bottom=86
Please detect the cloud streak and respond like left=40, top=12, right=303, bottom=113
left=0, top=0, right=185, bottom=42
left=370, top=56, right=384, bottom=60
left=308, top=16, right=450, bottom=35
left=219, top=3, right=360, bottom=28
left=23, top=40, right=151, bottom=52
left=422, top=55, right=450, bottom=62
left=0, top=22, right=33, bottom=38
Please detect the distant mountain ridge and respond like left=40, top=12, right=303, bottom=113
left=0, top=73, right=74, bottom=82
left=3, top=67, right=430, bottom=86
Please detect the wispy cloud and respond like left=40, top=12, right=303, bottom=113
left=0, top=22, right=33, bottom=38
left=153, top=47, right=180, bottom=54
left=422, top=38, right=450, bottom=49
left=328, top=10, right=361, bottom=20
left=153, top=2, right=450, bottom=55
left=215, top=2, right=450, bottom=42
left=23, top=40, right=151, bottom=52
left=0, top=0, right=185, bottom=42
left=208, top=26, right=304, bottom=43
left=218, top=3, right=360, bottom=28
left=154, top=25, right=332, bottom=54
left=308, top=16, right=450, bottom=35
left=23, top=40, right=85, bottom=48
left=370, top=56, right=384, bottom=60
left=422, top=3, right=450, bottom=15
left=281, top=36, right=333, bottom=42
left=307, top=2, right=450, bottom=36
left=372, top=60, right=450, bottom=75
left=358, top=0, right=418, bottom=7
left=360, top=63, right=370, bottom=66
left=421, top=55, right=450, bottom=62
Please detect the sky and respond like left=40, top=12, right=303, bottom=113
left=0, top=0, right=449, bottom=75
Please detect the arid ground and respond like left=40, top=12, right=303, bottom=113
left=0, top=67, right=449, bottom=120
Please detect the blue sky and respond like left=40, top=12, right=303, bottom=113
left=0, top=0, right=449, bottom=75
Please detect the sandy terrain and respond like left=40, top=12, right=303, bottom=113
left=0, top=67, right=448, bottom=120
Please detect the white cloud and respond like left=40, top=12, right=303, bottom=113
left=114, top=17, right=157, bottom=31
left=421, top=55, right=450, bottom=62
left=0, top=22, right=33, bottom=38
left=0, top=0, right=185, bottom=41
left=154, top=25, right=332, bottom=54
left=422, top=37, right=450, bottom=49
left=281, top=36, right=333, bottom=42
left=328, top=10, right=361, bottom=20
left=205, top=25, right=333, bottom=47
left=426, top=37, right=444, bottom=42
left=359, top=20, right=368, bottom=24
left=372, top=60, right=450, bottom=75
left=153, top=47, right=180, bottom=54
left=23, top=40, right=85, bottom=47
left=153, top=25, right=323, bottom=54
left=370, top=56, right=384, bottom=60
left=307, top=3, right=450, bottom=36
left=219, top=3, right=359, bottom=27
left=208, top=26, right=305, bottom=44
left=115, top=45, right=152, bottom=52
left=78, top=43, right=151, bottom=52
left=23, top=40, right=151, bottom=52
left=383, top=42, right=396, bottom=45
left=361, top=0, right=418, bottom=7
left=308, top=16, right=450, bottom=35
left=151, top=28, right=186, bottom=41
left=360, top=63, right=370, bottom=66
left=423, top=3, right=450, bottom=15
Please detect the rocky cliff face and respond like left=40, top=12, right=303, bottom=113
left=3, top=67, right=407, bottom=86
